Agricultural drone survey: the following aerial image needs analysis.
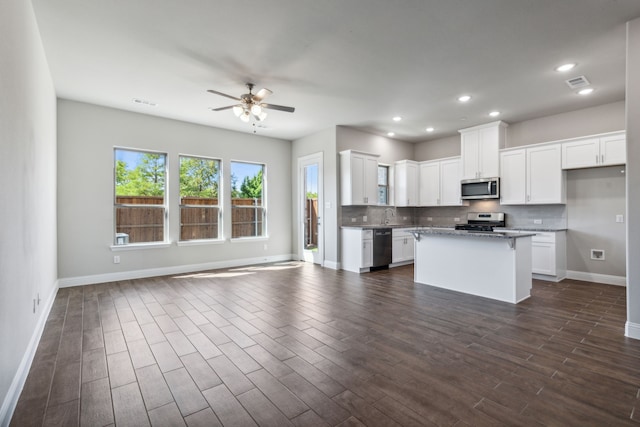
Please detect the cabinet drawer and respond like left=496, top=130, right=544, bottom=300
left=531, top=232, right=555, bottom=243
left=362, top=230, right=373, bottom=240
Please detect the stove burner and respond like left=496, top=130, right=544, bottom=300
left=454, top=224, right=495, bottom=232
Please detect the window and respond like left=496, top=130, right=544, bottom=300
left=378, top=165, right=389, bottom=205
left=179, top=155, right=221, bottom=241
left=114, top=148, right=167, bottom=244
left=231, top=161, right=265, bottom=238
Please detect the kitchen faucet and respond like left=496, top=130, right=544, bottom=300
left=382, top=207, right=396, bottom=224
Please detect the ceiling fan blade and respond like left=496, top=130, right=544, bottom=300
left=261, top=103, right=295, bottom=113
left=210, top=105, right=238, bottom=111
left=207, top=89, right=241, bottom=101
left=253, top=88, right=272, bottom=102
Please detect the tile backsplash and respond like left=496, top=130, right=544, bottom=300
left=341, top=201, right=567, bottom=229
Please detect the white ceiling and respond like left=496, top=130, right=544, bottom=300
left=31, top=0, right=640, bottom=142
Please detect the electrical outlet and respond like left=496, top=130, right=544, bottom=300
left=351, top=217, right=356, bottom=222
left=454, top=217, right=460, bottom=222
left=616, top=214, right=624, bottom=223
left=427, top=217, right=433, bottom=222
left=363, top=215, right=367, bottom=222
left=113, top=255, right=120, bottom=264
left=263, top=244, right=268, bottom=251
left=403, top=216, right=408, bottom=220
left=533, top=219, right=542, bottom=225
left=591, top=249, right=605, bottom=261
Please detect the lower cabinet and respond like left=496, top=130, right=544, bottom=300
left=531, top=231, right=566, bottom=281
left=392, top=228, right=415, bottom=264
left=341, top=228, right=373, bottom=273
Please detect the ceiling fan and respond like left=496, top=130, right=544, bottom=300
left=207, top=83, right=295, bottom=123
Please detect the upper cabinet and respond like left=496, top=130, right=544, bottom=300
left=500, top=144, right=566, bottom=205
left=340, top=150, right=379, bottom=206
left=419, top=157, right=463, bottom=206
left=561, top=131, right=626, bottom=169
left=394, top=160, right=419, bottom=207
left=460, top=121, right=508, bottom=179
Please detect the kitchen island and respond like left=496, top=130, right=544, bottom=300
left=408, top=228, right=535, bottom=304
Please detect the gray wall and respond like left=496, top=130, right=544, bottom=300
left=414, top=135, right=459, bottom=161
left=566, top=166, right=626, bottom=277
left=336, top=126, right=414, bottom=164
left=57, top=100, right=292, bottom=281
left=0, top=0, right=58, bottom=422
left=626, top=18, right=640, bottom=338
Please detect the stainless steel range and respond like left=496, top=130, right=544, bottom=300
left=455, top=212, right=505, bottom=232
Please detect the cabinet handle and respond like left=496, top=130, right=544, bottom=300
left=601, top=154, right=605, bottom=164
left=596, top=155, right=599, bottom=164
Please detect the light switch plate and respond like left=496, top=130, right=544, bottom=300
left=363, top=215, right=367, bottom=222
left=616, top=214, right=624, bottom=223
left=533, top=219, right=542, bottom=225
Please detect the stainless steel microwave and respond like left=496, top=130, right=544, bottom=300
left=461, top=177, right=500, bottom=200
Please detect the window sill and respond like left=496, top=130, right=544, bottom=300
left=177, top=239, right=225, bottom=247
left=110, top=242, right=171, bottom=251
left=230, top=236, right=269, bottom=243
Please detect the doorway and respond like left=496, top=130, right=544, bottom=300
left=298, top=153, right=323, bottom=265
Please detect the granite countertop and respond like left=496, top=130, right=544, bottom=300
left=341, top=224, right=455, bottom=229
left=406, top=228, right=537, bottom=240
left=495, top=227, right=568, bottom=232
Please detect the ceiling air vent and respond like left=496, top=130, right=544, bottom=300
left=565, top=75, right=590, bottom=89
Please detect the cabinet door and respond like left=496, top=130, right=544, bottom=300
left=440, top=158, right=462, bottom=206
left=362, top=239, right=373, bottom=267
left=419, top=161, right=440, bottom=206
left=500, top=149, right=526, bottom=205
left=600, top=134, right=626, bottom=166
left=561, top=138, right=599, bottom=169
left=527, top=144, right=564, bottom=204
left=532, top=241, right=555, bottom=275
left=405, top=237, right=415, bottom=260
left=394, top=161, right=418, bottom=206
left=461, top=131, right=480, bottom=179
left=348, top=153, right=366, bottom=204
left=478, top=126, right=500, bottom=178
left=391, top=236, right=404, bottom=263
left=364, top=156, right=379, bottom=205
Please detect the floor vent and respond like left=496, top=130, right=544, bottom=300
left=565, top=75, right=590, bottom=89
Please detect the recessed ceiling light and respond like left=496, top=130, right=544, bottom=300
left=556, top=63, right=576, bottom=72
left=426, top=127, right=435, bottom=132
left=489, top=111, right=501, bottom=117
left=392, top=116, right=402, bottom=122
left=458, top=95, right=471, bottom=103
left=387, top=132, right=395, bottom=137
left=578, top=88, right=594, bottom=95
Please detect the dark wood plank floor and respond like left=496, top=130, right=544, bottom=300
left=11, top=262, right=640, bottom=426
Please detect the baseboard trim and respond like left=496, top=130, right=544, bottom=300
left=323, top=261, right=340, bottom=270
left=625, top=322, right=640, bottom=340
left=58, top=254, right=294, bottom=288
left=0, top=280, right=58, bottom=427
left=565, top=270, right=627, bottom=286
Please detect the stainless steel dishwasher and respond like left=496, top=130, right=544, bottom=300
left=372, top=228, right=392, bottom=268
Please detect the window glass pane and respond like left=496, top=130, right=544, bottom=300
left=377, top=165, right=389, bottom=205
left=231, top=161, right=265, bottom=238
left=179, top=156, right=221, bottom=241
left=114, top=149, right=167, bottom=244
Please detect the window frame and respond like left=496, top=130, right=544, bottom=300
left=178, top=154, right=223, bottom=243
left=377, top=164, right=390, bottom=205
left=230, top=160, right=267, bottom=240
left=113, top=147, right=168, bottom=247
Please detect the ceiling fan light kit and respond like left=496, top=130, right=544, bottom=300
left=207, top=83, right=294, bottom=124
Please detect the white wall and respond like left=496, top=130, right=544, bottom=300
left=57, top=100, right=292, bottom=283
left=0, top=0, right=58, bottom=424
left=291, top=128, right=338, bottom=267
left=626, top=18, right=640, bottom=339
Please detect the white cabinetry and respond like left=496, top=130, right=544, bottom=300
left=561, top=131, right=626, bottom=169
left=340, top=150, right=379, bottom=205
left=392, top=228, right=415, bottom=264
left=394, top=160, right=418, bottom=206
left=531, top=232, right=566, bottom=281
left=341, top=228, right=373, bottom=273
left=460, top=121, right=507, bottom=179
left=418, top=157, right=463, bottom=206
left=500, top=144, right=565, bottom=205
